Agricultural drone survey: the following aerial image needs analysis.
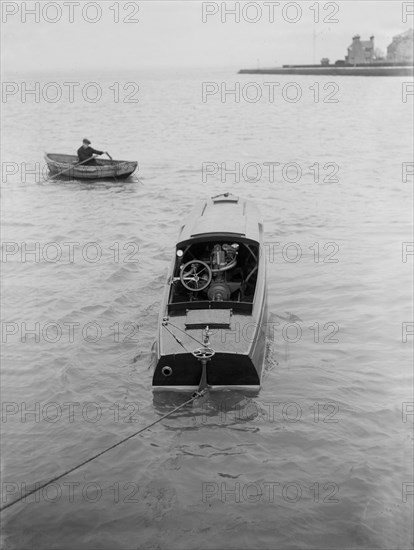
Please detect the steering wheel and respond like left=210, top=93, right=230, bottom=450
left=180, top=260, right=212, bottom=292
left=192, top=348, right=215, bottom=359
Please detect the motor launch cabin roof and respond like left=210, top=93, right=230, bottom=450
left=177, top=193, right=263, bottom=245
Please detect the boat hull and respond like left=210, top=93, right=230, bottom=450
left=152, top=193, right=268, bottom=392
left=45, top=154, right=137, bottom=180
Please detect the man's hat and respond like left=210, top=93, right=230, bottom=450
left=83, top=138, right=91, bottom=145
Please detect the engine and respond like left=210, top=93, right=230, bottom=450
left=177, top=242, right=241, bottom=301
left=207, top=244, right=238, bottom=300
left=208, top=280, right=231, bottom=301
left=210, top=243, right=237, bottom=270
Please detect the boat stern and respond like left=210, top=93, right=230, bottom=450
left=152, top=349, right=263, bottom=392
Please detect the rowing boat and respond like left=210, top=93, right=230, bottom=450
left=45, top=153, right=138, bottom=180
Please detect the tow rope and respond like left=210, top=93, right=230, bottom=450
left=0, top=389, right=207, bottom=512
left=2, top=324, right=215, bottom=512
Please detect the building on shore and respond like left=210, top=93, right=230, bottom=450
left=345, top=35, right=375, bottom=64
left=387, top=29, right=414, bottom=63
left=238, top=29, right=414, bottom=75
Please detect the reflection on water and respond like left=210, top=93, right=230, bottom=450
left=43, top=175, right=141, bottom=190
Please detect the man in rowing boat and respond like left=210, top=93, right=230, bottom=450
left=77, top=138, right=105, bottom=165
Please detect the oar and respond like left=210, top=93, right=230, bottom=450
left=105, top=152, right=113, bottom=161
left=47, top=156, right=95, bottom=180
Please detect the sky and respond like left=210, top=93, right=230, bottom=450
left=1, top=0, right=413, bottom=73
